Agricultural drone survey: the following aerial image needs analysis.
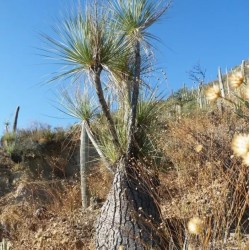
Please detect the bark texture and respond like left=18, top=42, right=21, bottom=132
left=127, top=42, right=141, bottom=158
left=95, top=158, right=167, bottom=249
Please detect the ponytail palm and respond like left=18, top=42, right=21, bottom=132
left=109, top=0, right=172, bottom=157
left=110, top=0, right=172, bottom=44
left=43, top=5, right=129, bottom=151
left=58, top=87, right=113, bottom=208
left=43, top=0, right=173, bottom=248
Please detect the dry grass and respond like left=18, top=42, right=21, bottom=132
left=0, top=108, right=248, bottom=249
left=0, top=178, right=99, bottom=250
left=158, top=108, right=248, bottom=249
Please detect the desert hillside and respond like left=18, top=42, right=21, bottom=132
left=0, top=61, right=248, bottom=249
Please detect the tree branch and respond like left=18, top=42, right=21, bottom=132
left=84, top=121, right=114, bottom=174
left=92, top=66, right=121, bottom=152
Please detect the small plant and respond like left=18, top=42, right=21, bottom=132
left=1, top=132, right=16, bottom=155
left=2, top=132, right=15, bottom=146
left=4, top=121, right=10, bottom=133
left=2, top=106, right=20, bottom=154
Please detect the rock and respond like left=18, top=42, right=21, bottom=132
left=33, top=206, right=48, bottom=220
left=14, top=183, right=29, bottom=200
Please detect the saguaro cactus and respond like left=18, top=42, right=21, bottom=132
left=12, top=106, right=20, bottom=133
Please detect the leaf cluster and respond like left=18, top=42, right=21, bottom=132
left=43, top=0, right=172, bottom=166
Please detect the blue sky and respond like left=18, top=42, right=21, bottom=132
left=0, top=0, right=248, bottom=134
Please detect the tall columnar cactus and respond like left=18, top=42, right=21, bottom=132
left=12, top=106, right=20, bottom=133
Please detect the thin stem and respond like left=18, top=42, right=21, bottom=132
left=92, top=66, right=121, bottom=151
left=85, top=121, right=114, bottom=174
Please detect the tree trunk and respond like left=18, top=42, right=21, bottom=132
left=84, top=122, right=114, bottom=174
left=95, top=158, right=167, bottom=249
left=127, top=42, right=141, bottom=158
left=92, top=66, right=121, bottom=151
left=80, top=121, right=88, bottom=209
